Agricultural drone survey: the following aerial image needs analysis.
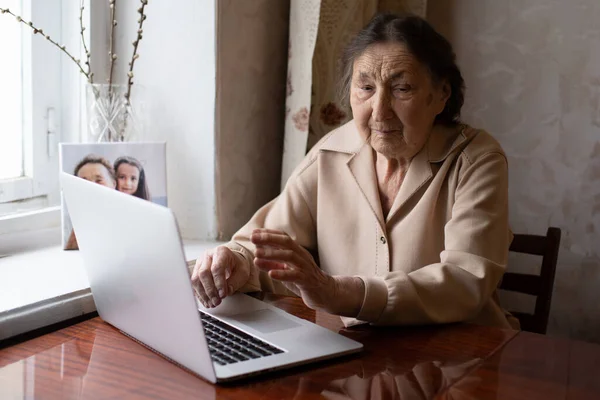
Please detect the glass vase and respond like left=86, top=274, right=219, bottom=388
left=85, top=84, right=143, bottom=142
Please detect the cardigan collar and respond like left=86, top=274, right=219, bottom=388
left=319, top=120, right=468, bottom=228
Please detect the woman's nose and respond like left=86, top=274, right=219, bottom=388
left=372, top=90, right=394, bottom=121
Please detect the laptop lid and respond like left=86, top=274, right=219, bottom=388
left=60, top=172, right=217, bottom=383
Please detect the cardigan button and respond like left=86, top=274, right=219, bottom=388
left=380, top=236, right=387, bottom=244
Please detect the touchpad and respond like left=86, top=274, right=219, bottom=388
left=232, top=309, right=300, bottom=334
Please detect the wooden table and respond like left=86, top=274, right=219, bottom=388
left=1, top=294, right=598, bottom=399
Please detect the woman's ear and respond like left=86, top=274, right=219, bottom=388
left=434, top=81, right=451, bottom=116
left=441, top=81, right=451, bottom=104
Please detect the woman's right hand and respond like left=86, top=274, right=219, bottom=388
left=191, top=246, right=250, bottom=308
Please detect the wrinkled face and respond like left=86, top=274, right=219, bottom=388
left=350, top=42, right=449, bottom=159
left=116, top=163, right=140, bottom=195
left=77, top=163, right=115, bottom=188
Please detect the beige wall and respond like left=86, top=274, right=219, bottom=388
left=428, top=0, right=600, bottom=342
left=215, top=0, right=290, bottom=239
left=112, top=0, right=218, bottom=239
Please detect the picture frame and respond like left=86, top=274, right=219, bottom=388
left=59, top=142, right=167, bottom=250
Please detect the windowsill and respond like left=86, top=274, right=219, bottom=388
left=0, top=228, right=222, bottom=341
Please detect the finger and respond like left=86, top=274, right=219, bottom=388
left=268, top=269, right=302, bottom=282
left=225, top=251, right=250, bottom=294
left=195, top=283, right=210, bottom=308
left=191, top=257, right=210, bottom=307
left=251, top=230, right=290, bottom=242
left=251, top=231, right=296, bottom=249
left=255, top=247, right=302, bottom=267
left=255, top=242, right=315, bottom=268
left=211, top=247, right=231, bottom=298
left=198, top=254, right=221, bottom=307
left=253, top=228, right=286, bottom=235
left=282, top=282, right=302, bottom=298
left=195, top=280, right=211, bottom=308
left=254, top=258, right=287, bottom=272
left=191, top=257, right=202, bottom=282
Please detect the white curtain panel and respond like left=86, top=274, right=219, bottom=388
left=281, top=0, right=322, bottom=189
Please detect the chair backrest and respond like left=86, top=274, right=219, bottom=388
left=499, top=227, right=561, bottom=334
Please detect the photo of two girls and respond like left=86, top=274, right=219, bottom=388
left=59, top=142, right=167, bottom=250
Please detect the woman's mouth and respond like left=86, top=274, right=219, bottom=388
left=373, top=128, right=401, bottom=135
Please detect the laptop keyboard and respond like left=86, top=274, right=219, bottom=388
left=199, top=311, right=284, bottom=366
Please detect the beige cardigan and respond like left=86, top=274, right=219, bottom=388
left=226, top=121, right=515, bottom=329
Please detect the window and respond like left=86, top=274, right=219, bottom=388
left=0, top=0, right=23, bottom=183
left=0, top=0, right=63, bottom=218
left=0, top=0, right=220, bottom=341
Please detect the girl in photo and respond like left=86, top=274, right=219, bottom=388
left=113, top=156, right=151, bottom=201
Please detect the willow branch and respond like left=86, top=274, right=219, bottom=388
left=125, top=0, right=147, bottom=104
left=119, top=0, right=147, bottom=141
left=108, top=0, right=117, bottom=88
left=79, top=0, right=92, bottom=82
left=0, top=7, right=92, bottom=83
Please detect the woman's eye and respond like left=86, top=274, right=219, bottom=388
left=394, top=85, right=410, bottom=93
left=361, top=86, right=373, bottom=92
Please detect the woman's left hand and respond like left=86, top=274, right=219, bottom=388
left=251, top=228, right=336, bottom=312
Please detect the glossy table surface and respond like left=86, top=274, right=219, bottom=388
left=0, top=294, right=598, bottom=399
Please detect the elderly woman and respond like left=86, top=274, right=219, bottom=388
left=192, top=14, right=516, bottom=329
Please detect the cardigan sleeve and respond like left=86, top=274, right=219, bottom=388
left=222, top=158, right=319, bottom=295
left=353, top=152, right=511, bottom=325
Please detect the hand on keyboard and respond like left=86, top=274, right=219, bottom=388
left=191, top=246, right=249, bottom=308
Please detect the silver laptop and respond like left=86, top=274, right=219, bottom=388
left=60, top=172, right=362, bottom=383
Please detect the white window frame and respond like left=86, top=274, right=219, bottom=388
left=0, top=0, right=62, bottom=205
left=0, top=0, right=88, bottom=243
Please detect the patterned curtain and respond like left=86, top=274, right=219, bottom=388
left=281, top=0, right=427, bottom=188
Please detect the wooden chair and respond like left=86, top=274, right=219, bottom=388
left=499, top=227, right=561, bottom=334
